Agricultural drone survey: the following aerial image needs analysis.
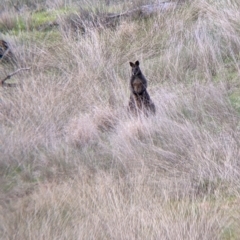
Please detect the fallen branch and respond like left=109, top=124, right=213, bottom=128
left=106, top=1, right=178, bottom=20
left=1, top=67, right=31, bottom=87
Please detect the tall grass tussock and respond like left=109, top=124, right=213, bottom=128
left=1, top=0, right=240, bottom=239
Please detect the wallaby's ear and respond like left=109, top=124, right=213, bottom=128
left=129, top=62, right=134, bottom=67
left=135, top=61, right=139, bottom=66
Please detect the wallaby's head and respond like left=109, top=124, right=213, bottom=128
left=129, top=61, right=141, bottom=76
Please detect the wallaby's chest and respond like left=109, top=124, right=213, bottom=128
left=132, top=78, right=145, bottom=93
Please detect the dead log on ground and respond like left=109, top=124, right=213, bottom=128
left=106, top=1, right=179, bottom=20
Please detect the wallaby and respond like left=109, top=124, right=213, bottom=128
left=128, top=60, right=156, bottom=116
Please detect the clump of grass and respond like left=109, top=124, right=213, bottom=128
left=65, top=114, right=99, bottom=147
left=58, top=5, right=121, bottom=37
left=0, top=10, right=19, bottom=32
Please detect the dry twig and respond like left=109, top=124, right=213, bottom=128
left=1, top=67, right=31, bottom=87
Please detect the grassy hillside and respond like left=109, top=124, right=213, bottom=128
left=1, top=0, right=240, bottom=239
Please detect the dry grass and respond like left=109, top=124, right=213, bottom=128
left=1, top=174, right=238, bottom=239
left=1, top=0, right=240, bottom=239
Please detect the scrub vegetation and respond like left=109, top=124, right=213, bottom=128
left=1, top=0, right=240, bottom=239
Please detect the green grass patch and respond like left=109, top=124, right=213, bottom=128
left=229, top=90, right=240, bottom=114
left=31, top=11, right=56, bottom=27
left=221, top=224, right=239, bottom=240
left=2, top=165, right=23, bottom=192
left=20, top=29, right=62, bottom=44
left=31, top=7, right=77, bottom=27
left=1, top=7, right=77, bottom=34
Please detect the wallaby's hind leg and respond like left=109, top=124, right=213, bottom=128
left=149, top=102, right=156, bottom=114
left=128, top=95, right=136, bottom=113
left=128, top=95, right=140, bottom=115
left=142, top=91, right=156, bottom=115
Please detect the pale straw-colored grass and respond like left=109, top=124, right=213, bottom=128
left=1, top=0, right=240, bottom=239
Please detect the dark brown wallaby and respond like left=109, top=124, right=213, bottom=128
left=128, top=60, right=156, bottom=116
